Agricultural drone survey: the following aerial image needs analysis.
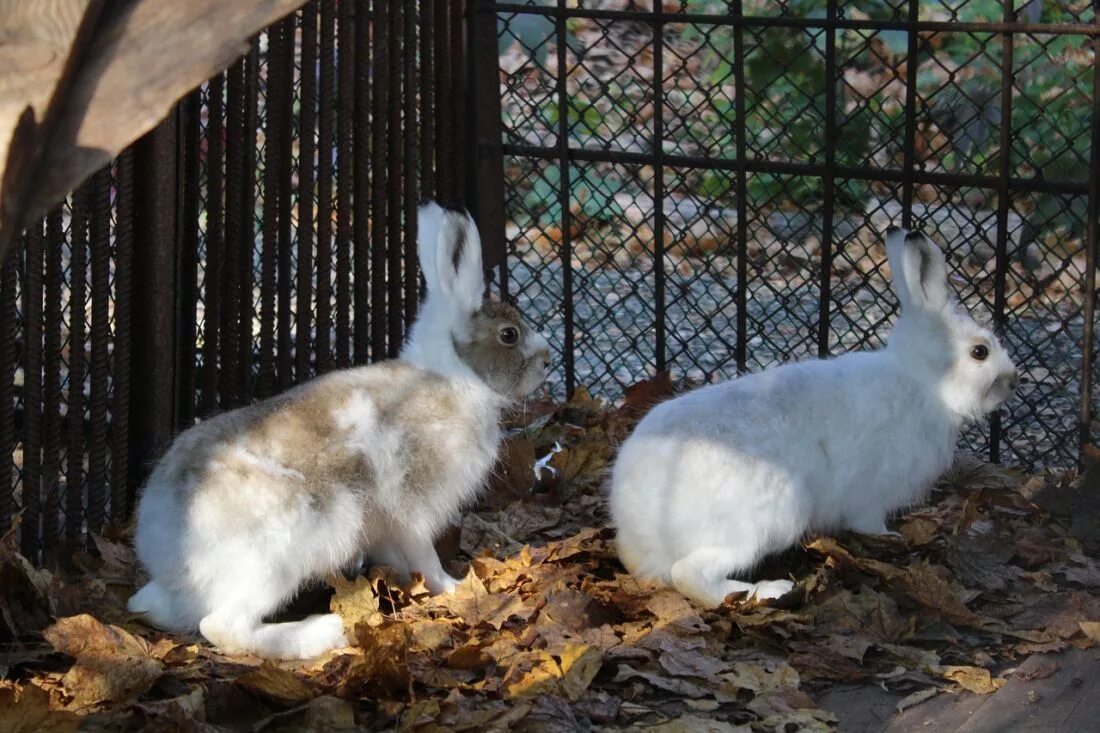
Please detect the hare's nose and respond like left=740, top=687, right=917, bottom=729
left=1004, top=370, right=1020, bottom=391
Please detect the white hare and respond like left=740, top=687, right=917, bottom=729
left=127, top=202, right=550, bottom=659
left=609, top=228, right=1019, bottom=608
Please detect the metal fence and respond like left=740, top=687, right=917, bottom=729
left=2, top=0, right=1099, bottom=561
left=0, top=0, right=468, bottom=562
left=473, top=0, right=1100, bottom=470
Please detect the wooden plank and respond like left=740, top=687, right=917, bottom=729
left=0, top=0, right=104, bottom=262
left=0, top=0, right=311, bottom=263
left=820, top=650, right=1100, bottom=732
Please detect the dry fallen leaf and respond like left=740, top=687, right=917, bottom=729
left=236, top=661, right=317, bottom=705
left=345, top=622, right=412, bottom=697
left=43, top=614, right=153, bottom=659
left=328, top=574, right=384, bottom=634
left=938, top=665, right=1006, bottom=694
left=0, top=390, right=1095, bottom=732
left=898, top=561, right=987, bottom=627
left=43, top=615, right=165, bottom=708
left=429, top=571, right=534, bottom=631
left=1078, top=620, right=1100, bottom=643
left=644, top=715, right=752, bottom=733
left=0, top=684, right=80, bottom=733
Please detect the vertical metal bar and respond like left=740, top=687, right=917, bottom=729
left=202, top=73, right=225, bottom=413
left=470, top=0, right=508, bottom=294
left=297, top=3, right=318, bottom=382
left=223, top=60, right=245, bottom=405
left=277, top=16, right=296, bottom=391
left=130, top=118, right=180, bottom=496
left=653, top=17, right=667, bottom=372
left=87, top=169, right=111, bottom=539
left=0, top=250, right=16, bottom=531
left=354, top=0, right=373, bottom=363
left=449, top=0, right=466, bottom=202
left=66, top=190, right=87, bottom=545
left=371, top=0, right=389, bottom=360
left=990, top=2, right=1016, bottom=463
left=21, top=219, right=43, bottom=559
left=335, top=0, right=354, bottom=368
left=259, top=23, right=283, bottom=398
left=111, top=149, right=133, bottom=522
left=403, top=0, right=419, bottom=334
left=1081, top=19, right=1100, bottom=459
left=817, top=0, right=837, bottom=357
left=556, top=0, right=574, bottom=396
left=900, top=0, right=919, bottom=229
left=316, top=0, right=336, bottom=374
left=434, top=0, right=449, bottom=198
left=733, top=0, right=748, bottom=373
left=421, top=0, right=436, bottom=199
left=41, top=208, right=63, bottom=549
left=387, top=0, right=404, bottom=357
left=241, top=44, right=260, bottom=402
left=177, top=93, right=201, bottom=426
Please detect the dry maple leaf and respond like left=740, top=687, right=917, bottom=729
left=0, top=684, right=79, bottom=733
left=43, top=615, right=166, bottom=709
left=327, top=574, right=384, bottom=635
left=59, top=652, right=164, bottom=709
left=810, top=588, right=911, bottom=643
left=43, top=614, right=153, bottom=659
left=0, top=520, right=56, bottom=640
left=805, top=536, right=904, bottom=580
left=236, top=661, right=316, bottom=705
left=618, top=370, right=676, bottom=421
left=1078, top=620, right=1100, bottom=643
left=344, top=622, right=412, bottom=697
left=132, top=686, right=206, bottom=726
left=897, top=560, right=988, bottom=628
left=643, top=715, right=752, bottom=733
left=938, top=665, right=1005, bottom=694
left=430, top=571, right=535, bottom=631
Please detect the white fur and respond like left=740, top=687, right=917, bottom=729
left=609, top=229, right=1019, bottom=608
left=128, top=202, right=545, bottom=659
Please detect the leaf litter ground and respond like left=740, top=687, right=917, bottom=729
left=1, top=376, right=1098, bottom=732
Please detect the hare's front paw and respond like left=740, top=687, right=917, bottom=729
left=750, top=579, right=795, bottom=600
left=427, top=573, right=461, bottom=595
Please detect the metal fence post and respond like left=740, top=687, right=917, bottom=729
left=129, top=113, right=183, bottom=490
left=469, top=0, right=508, bottom=283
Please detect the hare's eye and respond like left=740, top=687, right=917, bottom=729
left=498, top=326, right=520, bottom=346
left=970, top=344, right=989, bottom=361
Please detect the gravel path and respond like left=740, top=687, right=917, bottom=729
left=508, top=254, right=1089, bottom=471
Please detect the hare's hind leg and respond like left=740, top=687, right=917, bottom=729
left=670, top=547, right=793, bottom=608
left=394, top=530, right=459, bottom=595
left=370, top=542, right=411, bottom=582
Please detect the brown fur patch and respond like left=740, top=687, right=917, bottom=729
left=454, top=302, right=544, bottom=398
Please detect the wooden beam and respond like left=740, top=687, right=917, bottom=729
left=0, top=0, right=105, bottom=263
left=0, top=0, right=311, bottom=263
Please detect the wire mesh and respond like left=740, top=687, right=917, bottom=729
left=480, top=0, right=1100, bottom=471
left=1, top=0, right=466, bottom=561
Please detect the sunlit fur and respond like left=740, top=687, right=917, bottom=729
left=128, top=203, right=549, bottom=659
left=609, top=229, right=1019, bottom=608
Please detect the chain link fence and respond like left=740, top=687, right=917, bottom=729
left=476, top=0, right=1100, bottom=470
left=1, top=0, right=468, bottom=563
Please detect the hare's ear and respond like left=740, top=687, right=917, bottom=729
left=886, top=228, right=949, bottom=312
left=417, top=201, right=485, bottom=312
